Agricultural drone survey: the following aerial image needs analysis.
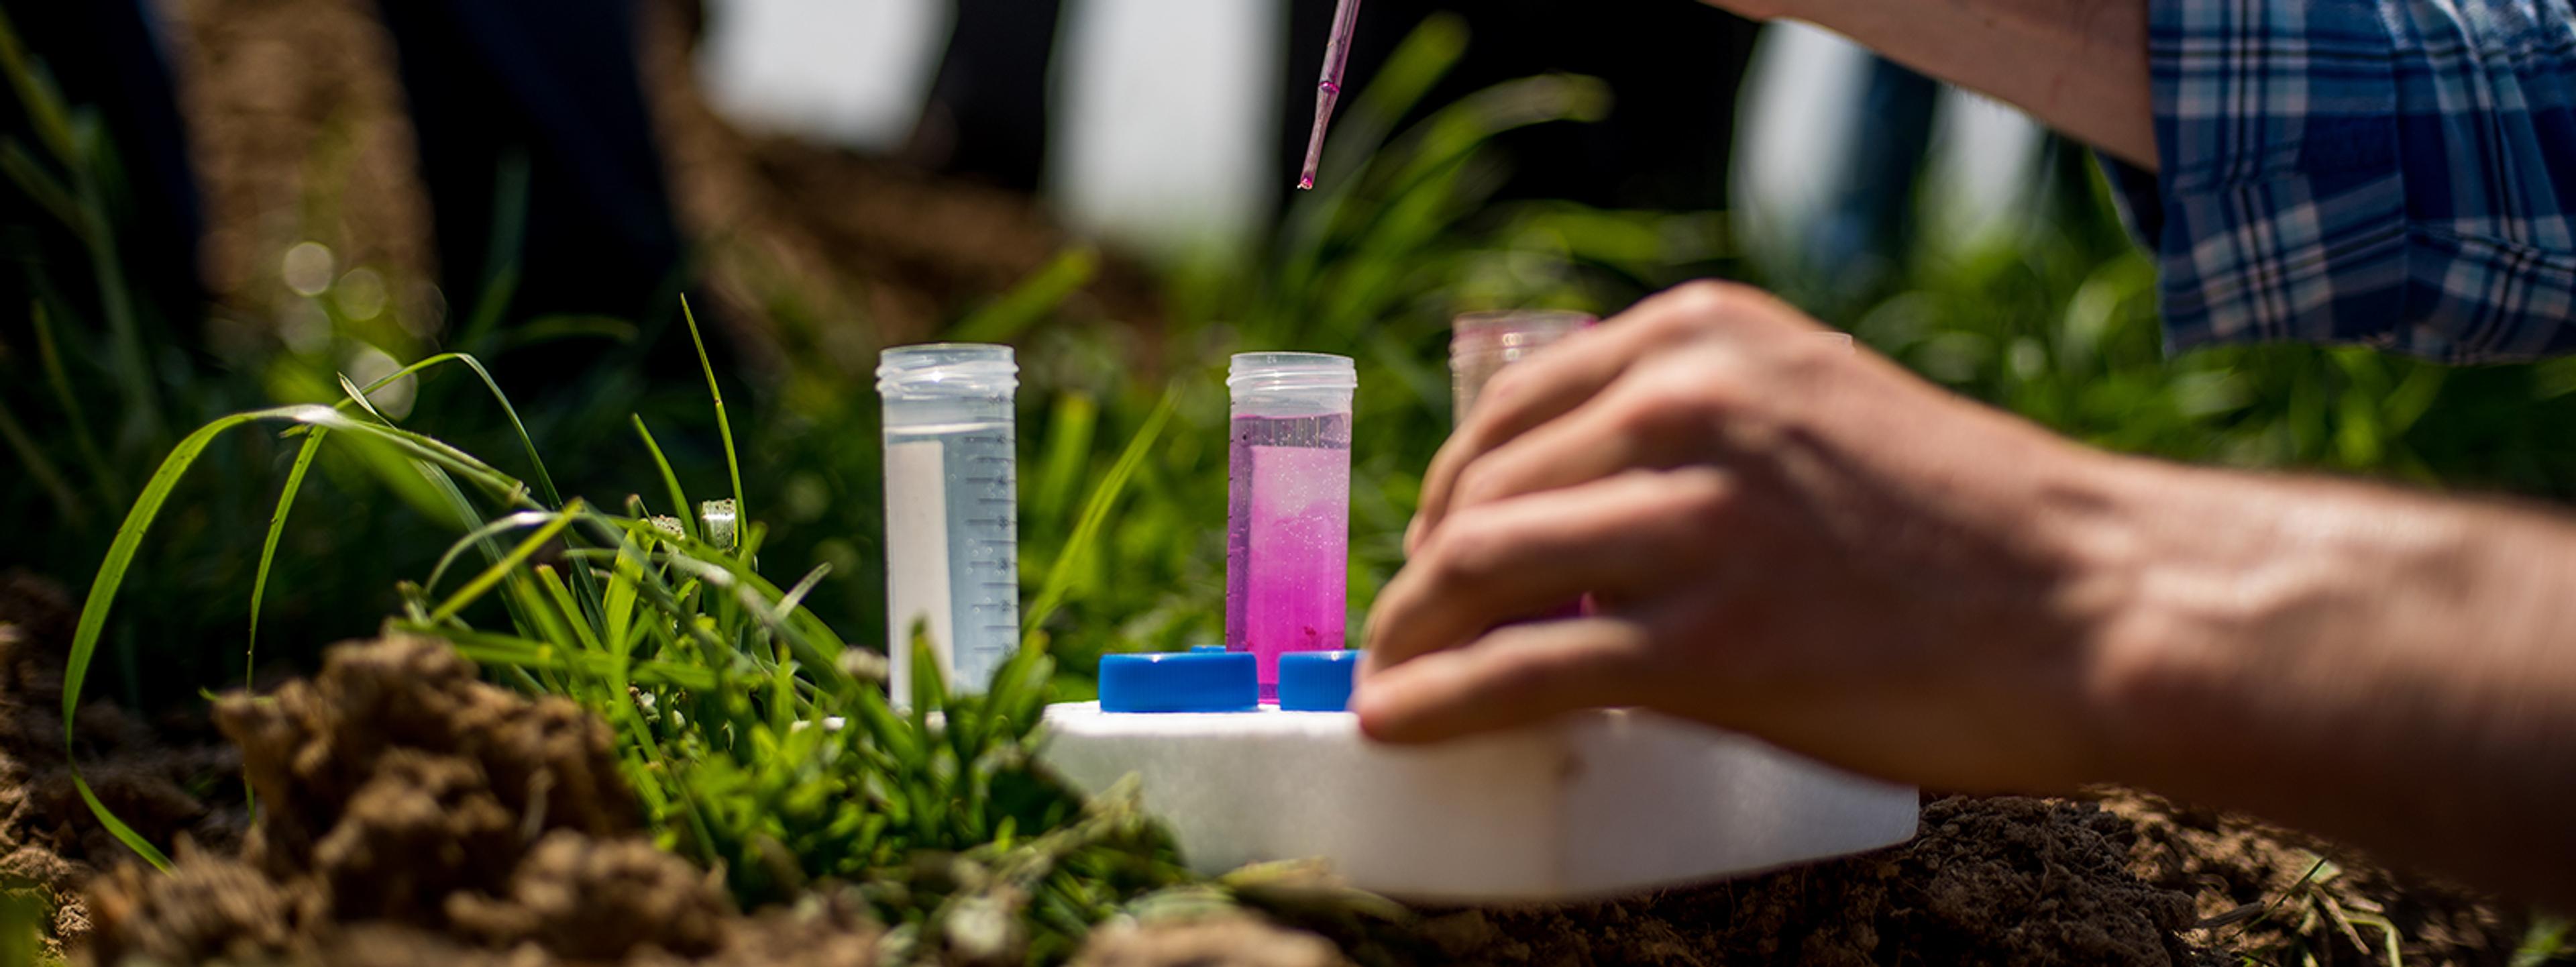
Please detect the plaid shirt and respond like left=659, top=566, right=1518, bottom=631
left=2106, top=0, right=2576, bottom=362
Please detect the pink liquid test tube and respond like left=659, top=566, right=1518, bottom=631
left=1225, top=352, right=1356, bottom=703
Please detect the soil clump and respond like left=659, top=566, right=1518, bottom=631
left=0, top=572, right=239, bottom=948
left=83, top=635, right=884, bottom=966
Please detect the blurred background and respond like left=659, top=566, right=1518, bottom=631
left=11, top=0, right=2576, bottom=711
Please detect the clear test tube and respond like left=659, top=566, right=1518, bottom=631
left=1225, top=352, right=1356, bottom=703
left=878, top=344, right=1019, bottom=701
left=1450, top=310, right=1597, bottom=419
left=1449, top=311, right=1593, bottom=620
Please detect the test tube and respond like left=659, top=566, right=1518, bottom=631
left=1450, top=310, right=1596, bottom=420
left=878, top=344, right=1020, bottom=701
left=1226, top=352, right=1356, bottom=703
left=1449, top=311, right=1594, bottom=621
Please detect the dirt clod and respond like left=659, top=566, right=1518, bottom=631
left=84, top=636, right=878, bottom=966
left=449, top=831, right=730, bottom=960
left=85, top=848, right=297, bottom=966
left=217, top=633, right=639, bottom=901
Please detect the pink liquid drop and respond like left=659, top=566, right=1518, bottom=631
left=1226, top=413, right=1352, bottom=701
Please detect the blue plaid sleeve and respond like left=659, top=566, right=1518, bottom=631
left=2104, top=0, right=2576, bottom=363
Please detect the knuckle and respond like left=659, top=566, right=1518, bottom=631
left=1662, top=281, right=1750, bottom=326
left=1613, top=365, right=1726, bottom=438
left=1668, top=279, right=1735, bottom=314
left=1452, top=458, right=1512, bottom=511
left=1429, top=511, right=1511, bottom=584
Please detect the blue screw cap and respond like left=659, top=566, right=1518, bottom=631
left=1099, top=646, right=1257, bottom=713
left=1277, top=650, right=1359, bottom=711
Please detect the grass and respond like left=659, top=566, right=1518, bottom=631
left=58, top=323, right=1208, bottom=962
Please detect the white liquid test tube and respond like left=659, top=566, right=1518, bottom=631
left=878, top=344, right=1020, bottom=701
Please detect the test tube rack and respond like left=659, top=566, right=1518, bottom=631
left=1037, top=650, right=1919, bottom=903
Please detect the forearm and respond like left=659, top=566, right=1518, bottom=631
left=1741, top=0, right=2156, bottom=166
left=2074, top=458, right=2576, bottom=903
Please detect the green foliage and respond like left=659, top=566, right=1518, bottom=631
left=2515, top=913, right=2575, bottom=966
left=1827, top=149, right=2576, bottom=499
left=0, top=880, right=56, bottom=967
left=58, top=346, right=1198, bottom=962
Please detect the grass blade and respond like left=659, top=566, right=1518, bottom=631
left=33, top=301, right=122, bottom=504
left=535, top=565, right=606, bottom=653
left=291, top=351, right=563, bottom=508
left=680, top=296, right=745, bottom=547
left=0, top=7, right=78, bottom=164
left=2513, top=914, right=2572, bottom=967
left=1024, top=387, right=1178, bottom=638
left=424, top=511, right=566, bottom=599
left=241, top=426, right=326, bottom=815
left=0, top=393, right=82, bottom=522
left=66, top=405, right=320, bottom=865
left=396, top=623, right=719, bottom=691
left=429, top=503, right=582, bottom=623
left=950, top=245, right=1098, bottom=343
left=248, top=429, right=325, bottom=689
left=0, top=138, right=76, bottom=229
left=72, top=774, right=168, bottom=870
left=633, top=415, right=698, bottom=543
left=455, top=151, right=529, bottom=352
left=409, top=352, right=563, bottom=508
left=773, top=562, right=830, bottom=625
left=70, top=117, right=162, bottom=440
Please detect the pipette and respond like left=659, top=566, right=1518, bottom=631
left=1296, top=0, right=1364, bottom=190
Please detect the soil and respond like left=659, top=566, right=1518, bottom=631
left=82, top=634, right=888, bottom=967
left=1279, top=793, right=2528, bottom=967
left=0, top=572, right=240, bottom=950
left=2104, top=788, right=2526, bottom=966
left=60, top=638, right=2540, bottom=967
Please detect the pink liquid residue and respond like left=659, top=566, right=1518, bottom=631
left=1297, top=0, right=1366, bottom=190
left=1225, top=413, right=1352, bottom=701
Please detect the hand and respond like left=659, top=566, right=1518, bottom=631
left=1359, top=282, right=2133, bottom=793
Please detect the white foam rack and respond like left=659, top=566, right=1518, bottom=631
left=1038, top=703, right=1919, bottom=903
